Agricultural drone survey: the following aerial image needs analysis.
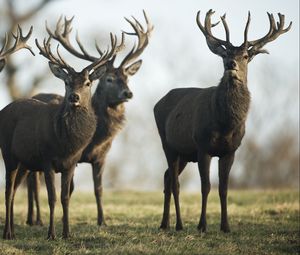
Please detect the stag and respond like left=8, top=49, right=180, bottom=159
left=154, top=10, right=291, bottom=232
left=0, top=18, right=120, bottom=239
left=17, top=11, right=153, bottom=227
left=0, top=25, right=34, bottom=72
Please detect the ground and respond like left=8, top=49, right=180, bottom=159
left=0, top=189, right=298, bottom=254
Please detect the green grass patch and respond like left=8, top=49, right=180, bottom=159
left=0, top=189, right=299, bottom=254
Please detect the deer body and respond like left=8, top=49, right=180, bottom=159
left=157, top=81, right=250, bottom=160
left=22, top=11, right=152, bottom=227
left=0, top=17, right=115, bottom=239
left=155, top=10, right=291, bottom=233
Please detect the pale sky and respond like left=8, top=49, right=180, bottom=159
left=0, top=0, right=299, bottom=190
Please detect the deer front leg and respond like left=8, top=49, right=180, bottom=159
left=44, top=168, right=56, bottom=240
left=197, top=152, right=212, bottom=233
left=92, top=161, right=106, bottom=226
left=218, top=153, right=235, bottom=233
left=61, top=167, right=75, bottom=238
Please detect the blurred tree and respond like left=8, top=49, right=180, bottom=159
left=0, top=0, right=56, bottom=100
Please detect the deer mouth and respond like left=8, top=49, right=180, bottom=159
left=225, top=69, right=241, bottom=81
left=69, top=101, right=80, bottom=107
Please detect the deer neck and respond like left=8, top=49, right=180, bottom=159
left=91, top=92, right=125, bottom=137
left=215, top=71, right=251, bottom=132
left=55, top=101, right=97, bottom=156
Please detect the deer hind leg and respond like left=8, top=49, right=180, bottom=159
left=3, top=159, right=18, bottom=239
left=160, top=152, right=187, bottom=230
left=197, top=152, right=212, bottom=233
left=218, top=153, right=235, bottom=233
left=160, top=168, right=172, bottom=229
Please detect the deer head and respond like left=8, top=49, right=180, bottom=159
left=45, top=12, right=153, bottom=107
left=98, top=10, right=153, bottom=107
left=0, top=25, right=34, bottom=72
left=196, top=10, right=292, bottom=84
left=35, top=17, right=122, bottom=110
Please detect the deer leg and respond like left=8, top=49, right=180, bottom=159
left=13, top=166, right=29, bottom=234
left=44, top=168, right=56, bottom=240
left=160, top=158, right=187, bottom=230
left=3, top=169, right=17, bottom=240
left=61, top=167, right=75, bottom=239
left=33, top=172, right=43, bottom=226
left=170, top=158, right=183, bottom=231
left=160, top=168, right=171, bottom=229
left=92, top=161, right=106, bottom=226
left=218, top=153, right=235, bottom=233
left=197, top=152, right=212, bottom=233
left=25, top=172, right=35, bottom=225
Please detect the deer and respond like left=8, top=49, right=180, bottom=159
left=0, top=25, right=34, bottom=72
left=15, top=11, right=153, bottom=227
left=154, top=9, right=292, bottom=233
left=0, top=18, right=121, bottom=239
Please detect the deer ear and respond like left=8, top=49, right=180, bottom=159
left=125, top=60, right=142, bottom=76
left=0, top=59, right=6, bottom=72
left=90, top=65, right=106, bottom=81
left=49, top=62, right=69, bottom=81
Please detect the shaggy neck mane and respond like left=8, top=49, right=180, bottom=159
left=91, top=94, right=125, bottom=143
left=215, top=74, right=251, bottom=132
left=55, top=101, right=96, bottom=156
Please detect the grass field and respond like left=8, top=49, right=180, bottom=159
left=0, top=189, right=299, bottom=254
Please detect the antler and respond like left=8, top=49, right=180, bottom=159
left=0, top=25, right=35, bottom=59
left=35, top=36, right=75, bottom=72
left=196, top=9, right=229, bottom=56
left=45, top=16, right=125, bottom=70
left=245, top=12, right=292, bottom=55
left=120, top=10, right=153, bottom=68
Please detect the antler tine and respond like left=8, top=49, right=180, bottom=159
left=247, top=12, right=292, bottom=53
left=196, top=10, right=229, bottom=57
left=0, top=33, right=8, bottom=55
left=46, top=16, right=98, bottom=62
left=220, top=14, right=230, bottom=44
left=243, top=11, right=251, bottom=47
left=196, top=10, right=227, bottom=44
left=120, top=10, right=153, bottom=68
left=35, top=36, right=74, bottom=71
left=75, top=31, right=97, bottom=61
left=0, top=25, right=35, bottom=58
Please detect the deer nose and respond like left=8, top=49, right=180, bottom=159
left=68, top=93, right=80, bottom=103
left=121, top=89, right=133, bottom=99
left=227, top=60, right=237, bottom=70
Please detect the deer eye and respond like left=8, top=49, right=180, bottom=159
left=85, top=81, right=91, bottom=87
left=243, top=55, right=249, bottom=60
left=106, top=77, right=114, bottom=83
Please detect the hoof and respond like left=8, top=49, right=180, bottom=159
left=159, top=222, right=170, bottom=230
left=98, top=221, right=107, bottom=227
left=3, top=231, right=15, bottom=240
left=35, top=220, right=44, bottom=226
left=197, top=224, right=207, bottom=233
left=26, top=219, right=34, bottom=226
left=47, top=233, right=56, bottom=240
left=221, top=225, right=231, bottom=233
left=175, top=224, right=183, bottom=231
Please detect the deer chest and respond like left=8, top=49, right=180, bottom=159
left=207, top=130, right=242, bottom=156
